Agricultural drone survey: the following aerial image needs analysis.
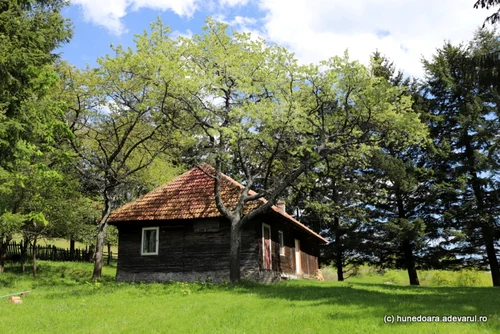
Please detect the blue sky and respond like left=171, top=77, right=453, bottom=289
left=60, top=0, right=494, bottom=78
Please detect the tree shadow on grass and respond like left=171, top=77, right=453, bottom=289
left=235, top=281, right=500, bottom=331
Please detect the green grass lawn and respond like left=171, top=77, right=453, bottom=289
left=0, top=262, right=498, bottom=333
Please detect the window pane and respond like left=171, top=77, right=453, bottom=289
left=143, top=229, right=157, bottom=253
left=278, top=231, right=284, bottom=255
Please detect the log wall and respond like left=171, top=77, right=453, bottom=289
left=114, top=213, right=322, bottom=282
left=115, top=218, right=259, bottom=282
left=256, top=212, right=321, bottom=278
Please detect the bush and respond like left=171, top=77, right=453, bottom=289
left=431, top=271, right=454, bottom=286
left=382, top=270, right=405, bottom=284
left=455, top=269, right=489, bottom=287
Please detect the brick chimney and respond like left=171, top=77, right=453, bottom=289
left=276, top=200, right=286, bottom=214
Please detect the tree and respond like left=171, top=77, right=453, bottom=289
left=475, top=0, right=500, bottom=26
left=293, top=52, right=431, bottom=285
left=361, top=52, right=437, bottom=285
left=169, top=20, right=323, bottom=283
left=136, top=18, right=427, bottom=283
left=294, top=159, right=370, bottom=281
left=422, top=29, right=500, bottom=286
left=364, top=149, right=431, bottom=285
left=473, top=2, right=500, bottom=91
left=0, top=138, right=91, bottom=274
left=62, top=49, right=183, bottom=280
left=0, top=0, right=72, bottom=163
left=0, top=0, right=72, bottom=272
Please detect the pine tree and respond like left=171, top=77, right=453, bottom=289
left=423, top=29, right=500, bottom=286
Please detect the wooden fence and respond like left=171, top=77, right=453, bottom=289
left=6, top=241, right=115, bottom=263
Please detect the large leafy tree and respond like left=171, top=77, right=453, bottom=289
left=62, top=47, right=184, bottom=280
left=423, top=29, right=500, bottom=286
left=295, top=53, right=432, bottom=285
left=139, top=18, right=427, bottom=283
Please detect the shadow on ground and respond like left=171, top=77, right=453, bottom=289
left=234, top=280, right=500, bottom=330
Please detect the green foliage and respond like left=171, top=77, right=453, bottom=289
left=61, top=28, right=188, bottom=279
left=383, top=271, right=405, bottom=285
left=457, top=269, right=484, bottom=287
left=474, top=0, right=500, bottom=25
left=431, top=271, right=454, bottom=286
left=0, top=0, right=72, bottom=164
left=337, top=266, right=492, bottom=287
left=0, top=212, right=24, bottom=235
left=62, top=50, right=184, bottom=198
left=334, top=52, right=433, bottom=286
left=0, top=1, right=75, bottom=264
left=422, top=28, right=500, bottom=285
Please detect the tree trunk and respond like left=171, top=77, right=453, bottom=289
left=403, top=239, right=420, bottom=285
left=92, top=223, right=108, bottom=280
left=463, top=134, right=500, bottom=286
left=396, top=193, right=420, bottom=286
left=482, top=226, right=500, bottom=287
left=334, top=216, right=344, bottom=281
left=0, top=234, right=12, bottom=273
left=21, top=236, right=29, bottom=273
left=88, top=244, right=95, bottom=262
left=32, top=237, right=37, bottom=278
left=107, top=242, right=111, bottom=266
left=92, top=196, right=112, bottom=281
left=229, top=222, right=242, bottom=284
left=70, top=239, right=75, bottom=261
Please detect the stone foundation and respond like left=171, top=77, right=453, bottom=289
left=116, top=269, right=295, bottom=283
left=116, top=270, right=230, bottom=283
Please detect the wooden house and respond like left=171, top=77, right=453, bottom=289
left=108, top=165, right=327, bottom=282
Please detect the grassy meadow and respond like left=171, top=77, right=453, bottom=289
left=0, top=262, right=498, bottom=334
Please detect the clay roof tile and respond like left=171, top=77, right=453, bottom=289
left=108, top=164, right=327, bottom=243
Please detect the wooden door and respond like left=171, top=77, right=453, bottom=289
left=262, top=224, right=271, bottom=270
left=295, top=239, right=301, bottom=274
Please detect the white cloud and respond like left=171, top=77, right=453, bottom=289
left=171, top=29, right=194, bottom=39
left=131, top=0, right=199, bottom=17
left=219, top=0, right=249, bottom=6
left=256, top=0, right=494, bottom=78
left=72, top=0, right=129, bottom=35
left=229, top=16, right=265, bottom=39
left=72, top=0, right=200, bottom=35
left=72, top=0, right=497, bottom=78
left=212, top=14, right=265, bottom=40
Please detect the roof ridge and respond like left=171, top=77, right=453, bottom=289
left=108, top=163, right=327, bottom=243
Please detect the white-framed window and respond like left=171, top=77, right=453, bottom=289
left=278, top=230, right=285, bottom=256
left=141, top=227, right=159, bottom=255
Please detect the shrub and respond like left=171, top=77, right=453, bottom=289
left=383, top=270, right=403, bottom=284
left=455, top=269, right=489, bottom=287
left=320, top=266, right=339, bottom=281
left=431, top=271, right=454, bottom=286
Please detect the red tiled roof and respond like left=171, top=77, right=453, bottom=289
left=109, top=164, right=327, bottom=243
